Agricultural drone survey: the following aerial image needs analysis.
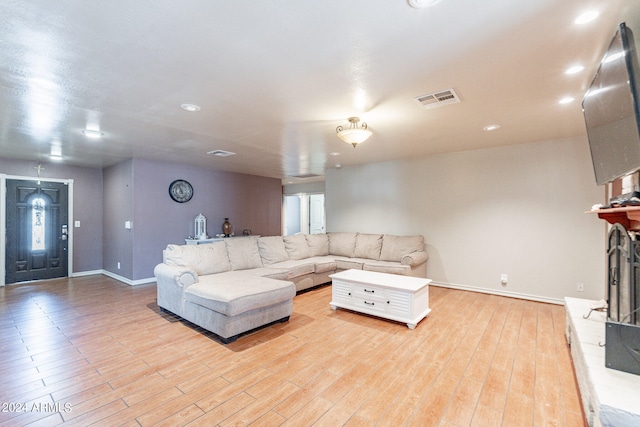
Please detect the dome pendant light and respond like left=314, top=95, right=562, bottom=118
left=336, top=117, right=372, bottom=148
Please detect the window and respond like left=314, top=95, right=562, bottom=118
left=31, top=197, right=45, bottom=251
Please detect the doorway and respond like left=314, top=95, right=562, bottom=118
left=283, top=193, right=325, bottom=236
left=4, top=178, right=71, bottom=284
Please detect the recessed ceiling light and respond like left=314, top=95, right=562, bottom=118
left=329, top=152, right=341, bottom=156
left=575, top=11, right=599, bottom=25
left=565, top=65, right=584, bottom=74
left=49, top=155, right=64, bottom=161
left=82, top=129, right=103, bottom=138
left=559, top=97, right=575, bottom=104
left=50, top=145, right=62, bottom=156
left=408, top=0, right=441, bottom=8
left=180, top=103, right=201, bottom=112
left=483, top=124, right=500, bottom=131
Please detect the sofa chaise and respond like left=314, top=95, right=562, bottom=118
left=154, top=232, right=428, bottom=343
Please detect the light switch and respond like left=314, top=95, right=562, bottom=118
left=125, top=221, right=132, bottom=229
left=74, top=221, right=80, bottom=228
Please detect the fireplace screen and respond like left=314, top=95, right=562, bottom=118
left=607, top=223, right=640, bottom=325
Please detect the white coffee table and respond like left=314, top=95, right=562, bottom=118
left=329, top=269, right=431, bottom=329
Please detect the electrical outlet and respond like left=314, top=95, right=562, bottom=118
left=500, top=274, right=508, bottom=285
left=577, top=282, right=584, bottom=292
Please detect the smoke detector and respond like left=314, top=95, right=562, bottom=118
left=414, top=88, right=461, bottom=109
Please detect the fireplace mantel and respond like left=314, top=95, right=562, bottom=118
left=587, top=206, right=640, bottom=231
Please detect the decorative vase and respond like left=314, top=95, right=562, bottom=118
left=222, top=218, right=232, bottom=237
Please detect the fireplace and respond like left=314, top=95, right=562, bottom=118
left=605, top=223, right=640, bottom=375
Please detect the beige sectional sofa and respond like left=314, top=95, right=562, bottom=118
left=154, top=232, right=428, bottom=343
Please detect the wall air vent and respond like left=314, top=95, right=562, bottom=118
left=207, top=150, right=236, bottom=157
left=414, top=88, right=461, bottom=109
left=289, top=173, right=321, bottom=179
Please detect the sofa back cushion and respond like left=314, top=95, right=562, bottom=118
left=328, top=232, right=357, bottom=257
left=283, top=234, right=311, bottom=260
left=306, top=234, right=329, bottom=256
left=380, top=234, right=424, bottom=262
left=163, top=242, right=230, bottom=275
left=354, top=233, right=383, bottom=260
left=257, top=236, right=289, bottom=265
left=225, top=237, right=263, bottom=270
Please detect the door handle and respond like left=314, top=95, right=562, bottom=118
left=61, top=224, right=68, bottom=241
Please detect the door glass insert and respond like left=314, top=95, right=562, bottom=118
left=31, top=197, right=46, bottom=251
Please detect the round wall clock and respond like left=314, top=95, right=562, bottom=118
left=168, top=179, right=193, bottom=203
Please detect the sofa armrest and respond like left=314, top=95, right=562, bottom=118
left=154, top=263, right=199, bottom=316
left=154, top=263, right=199, bottom=288
left=401, top=251, right=428, bottom=267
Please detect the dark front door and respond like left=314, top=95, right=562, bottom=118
left=6, top=180, right=69, bottom=284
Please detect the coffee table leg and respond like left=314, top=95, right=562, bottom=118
left=407, top=323, right=416, bottom=329
left=330, top=304, right=337, bottom=310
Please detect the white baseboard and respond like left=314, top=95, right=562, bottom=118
left=71, top=269, right=103, bottom=277
left=102, top=270, right=155, bottom=286
left=430, top=281, right=564, bottom=305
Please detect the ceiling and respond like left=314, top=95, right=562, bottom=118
left=0, top=0, right=633, bottom=183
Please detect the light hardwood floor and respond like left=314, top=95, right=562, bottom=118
left=0, top=275, right=585, bottom=426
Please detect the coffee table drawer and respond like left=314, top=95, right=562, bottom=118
left=353, top=295, right=386, bottom=313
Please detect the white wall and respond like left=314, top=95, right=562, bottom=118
left=326, top=136, right=606, bottom=303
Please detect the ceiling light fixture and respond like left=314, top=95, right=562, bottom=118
left=180, top=103, right=201, bottom=112
left=82, top=129, right=103, bottom=138
left=483, top=124, right=500, bottom=131
left=559, top=97, right=575, bottom=104
left=336, top=117, right=372, bottom=148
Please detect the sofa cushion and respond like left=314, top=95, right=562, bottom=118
left=334, top=257, right=366, bottom=270
left=363, top=260, right=411, bottom=276
left=225, top=237, right=263, bottom=270
left=257, top=236, right=289, bottom=265
left=306, top=234, right=329, bottom=256
left=307, top=256, right=337, bottom=274
left=380, top=234, right=424, bottom=262
left=239, top=267, right=290, bottom=281
left=184, top=273, right=295, bottom=316
left=354, top=233, right=383, bottom=260
left=163, top=242, right=230, bottom=275
left=283, top=234, right=311, bottom=260
left=269, top=260, right=315, bottom=279
left=328, top=232, right=357, bottom=257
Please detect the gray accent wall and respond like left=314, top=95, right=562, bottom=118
left=103, top=159, right=134, bottom=279
left=0, top=158, right=104, bottom=273
left=103, top=158, right=282, bottom=281
left=326, top=136, right=606, bottom=303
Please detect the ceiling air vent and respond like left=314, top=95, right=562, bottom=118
left=414, top=88, right=461, bottom=109
left=289, top=173, right=321, bottom=179
left=207, top=150, right=236, bottom=157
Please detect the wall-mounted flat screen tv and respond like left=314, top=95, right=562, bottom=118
left=583, top=22, right=640, bottom=186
